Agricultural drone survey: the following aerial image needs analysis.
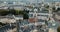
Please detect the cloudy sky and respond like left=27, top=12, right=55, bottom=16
left=0, top=0, right=60, bottom=3
left=0, top=0, right=42, bottom=3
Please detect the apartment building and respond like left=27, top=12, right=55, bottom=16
left=29, top=7, right=52, bottom=20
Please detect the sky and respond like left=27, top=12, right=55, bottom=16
left=0, top=0, right=60, bottom=3
left=0, top=0, right=42, bottom=3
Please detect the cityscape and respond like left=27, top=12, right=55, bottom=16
left=0, top=0, right=60, bottom=32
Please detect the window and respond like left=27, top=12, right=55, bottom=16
left=37, top=14, right=48, bottom=17
left=29, top=14, right=33, bottom=17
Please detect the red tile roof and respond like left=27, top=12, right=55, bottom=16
left=28, top=18, right=38, bottom=23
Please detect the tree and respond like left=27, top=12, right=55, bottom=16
left=23, top=13, right=29, bottom=19
left=23, top=9, right=29, bottom=19
left=45, top=5, right=49, bottom=9
left=57, top=26, right=60, bottom=32
left=8, top=7, right=16, bottom=15
left=52, top=7, right=56, bottom=11
left=52, top=7, right=60, bottom=12
left=52, top=7, right=56, bottom=12
left=0, top=22, right=6, bottom=26
left=9, top=8, right=16, bottom=15
left=0, top=9, right=9, bottom=16
left=57, top=7, right=60, bottom=11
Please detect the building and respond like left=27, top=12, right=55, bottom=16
left=49, top=28, right=57, bottom=32
left=29, top=7, right=52, bottom=20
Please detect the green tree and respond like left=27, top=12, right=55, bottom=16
left=9, top=8, right=16, bottom=15
left=23, top=13, right=29, bottom=19
left=0, top=9, right=9, bottom=16
left=23, top=9, right=29, bottom=19
left=57, top=26, right=60, bottom=32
